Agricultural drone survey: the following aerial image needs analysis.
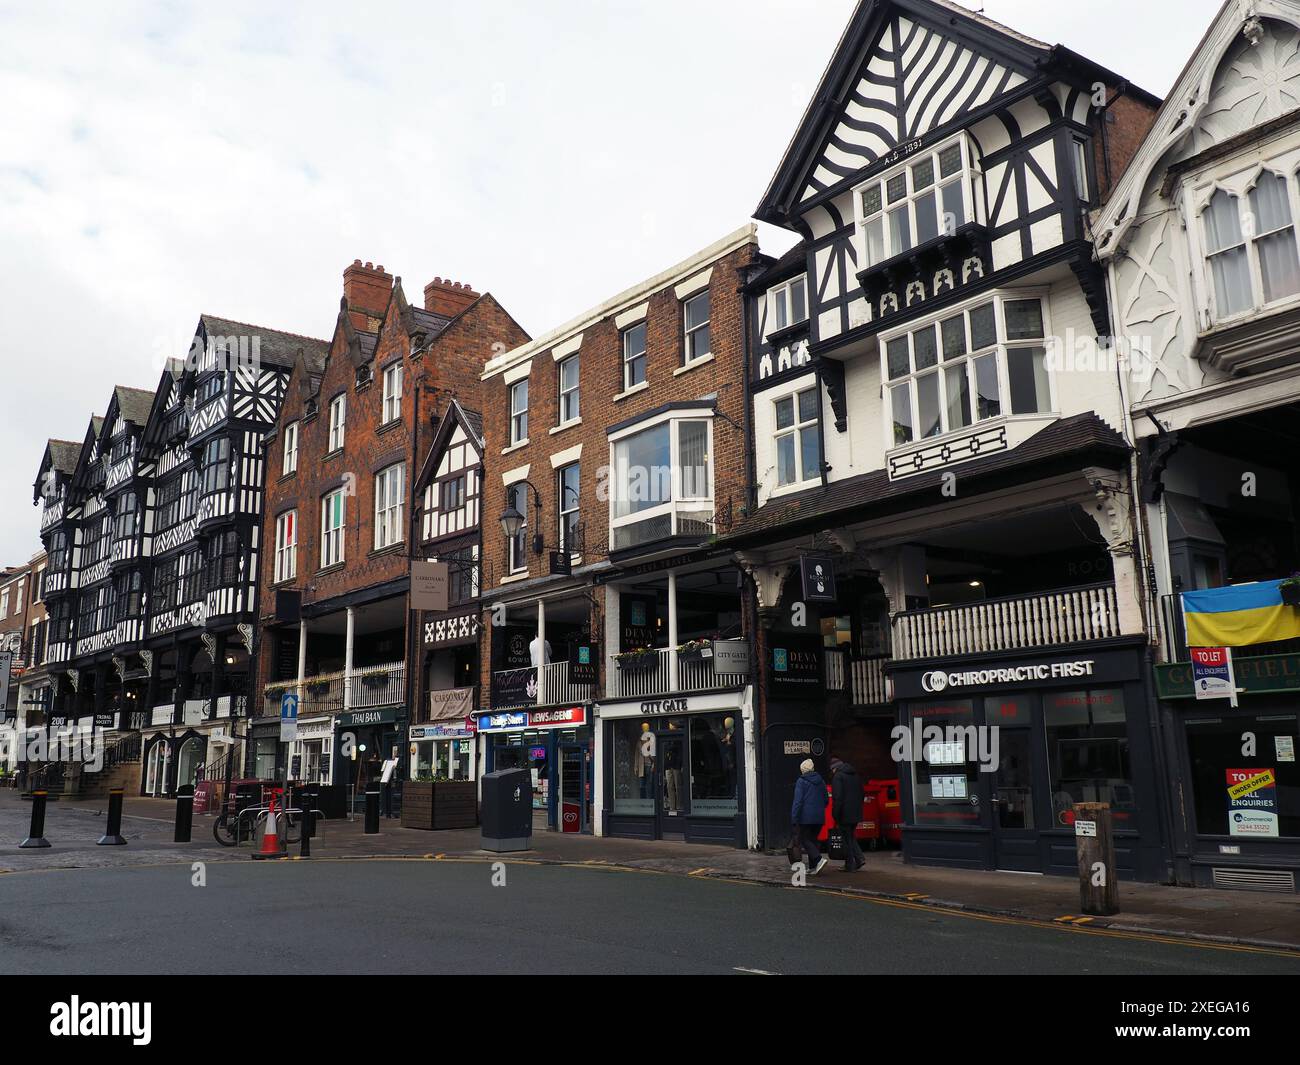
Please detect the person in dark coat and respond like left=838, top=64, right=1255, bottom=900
left=830, top=757, right=865, bottom=872
left=790, top=758, right=829, bottom=874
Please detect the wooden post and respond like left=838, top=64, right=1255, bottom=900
left=1073, top=801, right=1119, bottom=915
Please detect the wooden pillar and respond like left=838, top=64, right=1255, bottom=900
left=1073, top=801, right=1119, bottom=915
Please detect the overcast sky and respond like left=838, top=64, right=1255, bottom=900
left=0, top=0, right=1220, bottom=564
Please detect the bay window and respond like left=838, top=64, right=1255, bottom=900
left=274, top=510, right=297, bottom=584
left=775, top=387, right=821, bottom=487
left=321, top=489, right=346, bottom=567
left=856, top=135, right=975, bottom=269
left=1203, top=173, right=1300, bottom=321
left=609, top=415, right=713, bottom=550
left=374, top=463, right=405, bottom=550
left=883, top=292, right=1052, bottom=448
left=200, top=436, right=230, bottom=497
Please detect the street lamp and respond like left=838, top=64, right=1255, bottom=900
left=499, top=481, right=544, bottom=555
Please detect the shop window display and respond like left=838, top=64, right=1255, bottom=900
left=909, top=700, right=979, bottom=826
left=689, top=714, right=738, bottom=815
left=1185, top=712, right=1298, bottom=839
left=1044, top=688, right=1135, bottom=828
left=411, top=738, right=473, bottom=781
left=612, top=719, right=656, bottom=814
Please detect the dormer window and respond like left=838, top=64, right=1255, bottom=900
left=856, top=135, right=975, bottom=269
left=1202, top=174, right=1300, bottom=322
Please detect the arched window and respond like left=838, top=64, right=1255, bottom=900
left=1248, top=171, right=1300, bottom=303
left=1203, top=189, right=1251, bottom=318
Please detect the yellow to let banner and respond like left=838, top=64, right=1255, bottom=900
left=1228, top=769, right=1276, bottom=801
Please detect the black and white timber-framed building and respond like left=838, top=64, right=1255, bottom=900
left=33, top=316, right=328, bottom=796
left=727, top=0, right=1174, bottom=880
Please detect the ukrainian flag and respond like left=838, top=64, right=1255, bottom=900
left=1182, top=580, right=1300, bottom=647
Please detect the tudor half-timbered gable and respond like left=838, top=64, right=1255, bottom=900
left=749, top=0, right=1159, bottom=503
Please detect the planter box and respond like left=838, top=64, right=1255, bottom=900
left=615, top=655, right=660, bottom=674
left=1280, top=583, right=1300, bottom=606
left=401, top=780, right=478, bottom=830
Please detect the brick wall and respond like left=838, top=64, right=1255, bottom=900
left=1094, top=88, right=1160, bottom=204
left=256, top=262, right=528, bottom=697
left=477, top=237, right=759, bottom=697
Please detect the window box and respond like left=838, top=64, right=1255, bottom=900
left=677, top=639, right=713, bottom=663
left=614, top=647, right=660, bottom=673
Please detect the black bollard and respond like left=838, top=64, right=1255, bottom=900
left=20, top=789, right=51, bottom=849
left=173, top=785, right=194, bottom=843
left=364, top=788, right=380, bottom=834
left=300, top=790, right=314, bottom=858
left=97, top=787, right=127, bottom=846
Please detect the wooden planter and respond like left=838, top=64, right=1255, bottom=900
left=401, top=780, right=479, bottom=830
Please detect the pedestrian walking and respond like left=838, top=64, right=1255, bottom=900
left=831, top=757, right=865, bottom=872
left=791, top=758, right=829, bottom=875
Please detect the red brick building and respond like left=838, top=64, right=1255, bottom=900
left=477, top=225, right=761, bottom=845
left=253, top=260, right=526, bottom=807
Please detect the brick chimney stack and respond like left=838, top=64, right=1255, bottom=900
left=424, top=277, right=480, bottom=319
left=343, top=260, right=393, bottom=332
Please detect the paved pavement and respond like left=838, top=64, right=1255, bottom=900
left=3, top=791, right=1297, bottom=953
left=2, top=859, right=1298, bottom=975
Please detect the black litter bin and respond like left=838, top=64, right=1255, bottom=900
left=481, top=768, right=533, bottom=852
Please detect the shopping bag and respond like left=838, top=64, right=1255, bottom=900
left=826, top=827, right=846, bottom=861
left=786, top=826, right=802, bottom=866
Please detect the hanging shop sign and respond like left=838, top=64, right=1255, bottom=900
left=799, top=554, right=837, bottom=603
left=410, top=560, right=449, bottom=613
left=568, top=641, right=598, bottom=686
left=0, top=651, right=10, bottom=714
left=768, top=633, right=824, bottom=696
left=499, top=627, right=533, bottom=670
left=712, top=639, right=751, bottom=675
left=93, top=713, right=118, bottom=730
left=1226, top=768, right=1279, bottom=838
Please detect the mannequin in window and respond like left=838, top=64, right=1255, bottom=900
left=529, top=633, right=552, bottom=667
left=634, top=722, right=655, bottom=799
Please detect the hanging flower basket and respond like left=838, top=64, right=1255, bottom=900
left=361, top=673, right=388, bottom=688
left=306, top=681, right=329, bottom=697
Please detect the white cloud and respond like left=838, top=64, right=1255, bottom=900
left=0, top=0, right=1217, bottom=563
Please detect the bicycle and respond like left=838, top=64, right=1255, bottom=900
left=213, top=792, right=303, bottom=847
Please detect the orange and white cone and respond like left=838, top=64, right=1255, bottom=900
left=252, top=805, right=287, bottom=860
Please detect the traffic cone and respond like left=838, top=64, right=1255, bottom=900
left=252, top=804, right=286, bottom=860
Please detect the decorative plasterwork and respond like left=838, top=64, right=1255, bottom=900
left=734, top=553, right=791, bottom=614
left=238, top=623, right=254, bottom=655
left=1082, top=467, right=1135, bottom=557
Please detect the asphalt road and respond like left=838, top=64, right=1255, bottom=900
left=3, top=858, right=1298, bottom=975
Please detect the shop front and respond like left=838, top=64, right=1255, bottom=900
left=1156, top=653, right=1300, bottom=892
left=409, top=721, right=476, bottom=782
left=890, top=642, right=1166, bottom=881
left=335, top=706, right=404, bottom=812
left=479, top=705, right=591, bottom=833
left=599, top=689, right=752, bottom=848
left=289, top=716, right=335, bottom=785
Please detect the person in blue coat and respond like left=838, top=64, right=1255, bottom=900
left=791, top=758, right=829, bottom=874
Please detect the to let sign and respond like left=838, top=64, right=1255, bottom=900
left=1191, top=646, right=1236, bottom=705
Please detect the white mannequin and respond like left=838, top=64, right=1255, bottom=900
left=529, top=634, right=552, bottom=667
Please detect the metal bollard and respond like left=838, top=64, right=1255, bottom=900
left=97, top=787, right=127, bottom=846
left=173, top=786, right=194, bottom=843
left=364, top=788, right=380, bottom=834
left=20, top=789, right=51, bottom=849
left=300, top=790, right=314, bottom=858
